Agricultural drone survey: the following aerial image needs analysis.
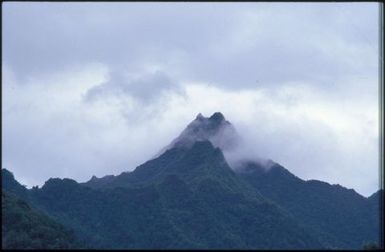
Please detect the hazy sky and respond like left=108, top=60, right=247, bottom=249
left=2, top=2, right=380, bottom=196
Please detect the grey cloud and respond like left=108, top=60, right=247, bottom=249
left=84, top=70, right=183, bottom=103
left=2, top=2, right=240, bottom=82
left=2, top=2, right=379, bottom=196
left=3, top=2, right=378, bottom=91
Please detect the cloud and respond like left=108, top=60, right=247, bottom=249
left=1, top=63, right=186, bottom=188
left=84, top=69, right=184, bottom=104
left=2, top=2, right=379, bottom=196
left=3, top=2, right=378, bottom=90
left=1, top=63, right=379, bottom=196
left=174, top=82, right=379, bottom=196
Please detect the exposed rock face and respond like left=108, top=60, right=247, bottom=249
left=160, top=112, right=241, bottom=155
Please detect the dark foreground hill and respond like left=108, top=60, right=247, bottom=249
left=2, top=190, right=80, bottom=249
left=1, top=112, right=381, bottom=249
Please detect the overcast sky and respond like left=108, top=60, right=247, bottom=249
left=2, top=2, right=380, bottom=196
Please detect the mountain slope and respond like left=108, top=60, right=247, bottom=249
left=2, top=112, right=381, bottom=249
left=164, top=112, right=240, bottom=151
left=85, top=112, right=240, bottom=190
left=2, top=141, right=324, bottom=249
left=236, top=160, right=380, bottom=249
left=2, top=190, right=80, bottom=249
left=84, top=141, right=258, bottom=197
left=2, top=168, right=29, bottom=200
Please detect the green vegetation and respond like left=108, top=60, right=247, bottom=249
left=1, top=141, right=381, bottom=249
left=238, top=161, right=381, bottom=249
left=2, top=191, right=80, bottom=249
left=24, top=142, right=322, bottom=249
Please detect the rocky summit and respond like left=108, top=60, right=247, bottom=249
left=2, top=112, right=381, bottom=250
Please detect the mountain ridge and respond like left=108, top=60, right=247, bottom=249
left=2, top=112, right=381, bottom=249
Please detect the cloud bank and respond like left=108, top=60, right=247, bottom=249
left=2, top=2, right=379, bottom=196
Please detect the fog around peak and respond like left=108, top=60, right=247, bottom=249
left=157, top=112, right=240, bottom=156
left=158, top=112, right=281, bottom=171
left=2, top=2, right=379, bottom=196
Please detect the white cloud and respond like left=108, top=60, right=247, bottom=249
left=177, top=81, right=378, bottom=196
left=2, top=2, right=379, bottom=196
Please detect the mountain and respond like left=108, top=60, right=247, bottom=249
left=2, top=190, right=80, bottom=249
left=1, top=169, right=29, bottom=200
left=84, top=112, right=240, bottom=190
left=84, top=140, right=250, bottom=192
left=2, top=143, right=323, bottom=249
left=163, top=112, right=240, bottom=151
left=83, top=112, right=240, bottom=190
left=2, top=112, right=381, bottom=249
left=236, top=160, right=381, bottom=249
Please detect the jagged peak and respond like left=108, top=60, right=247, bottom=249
left=190, top=112, right=228, bottom=130
left=209, top=112, right=225, bottom=122
left=193, top=112, right=226, bottom=123
left=196, top=113, right=205, bottom=120
left=2, top=168, right=15, bottom=179
left=42, top=177, right=78, bottom=190
left=158, top=112, right=239, bottom=154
